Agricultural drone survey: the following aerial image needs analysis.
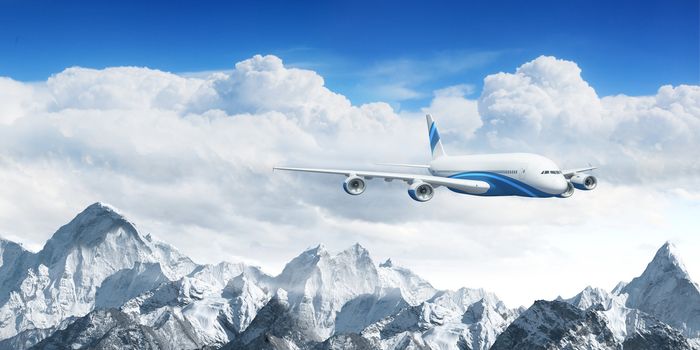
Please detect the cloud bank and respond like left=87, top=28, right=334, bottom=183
left=0, top=55, right=698, bottom=306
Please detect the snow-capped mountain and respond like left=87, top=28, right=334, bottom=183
left=358, top=288, right=521, bottom=350
left=620, top=242, right=700, bottom=338
left=0, top=203, right=198, bottom=342
left=0, top=203, right=698, bottom=349
left=491, top=300, right=619, bottom=350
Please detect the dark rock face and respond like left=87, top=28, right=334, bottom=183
left=490, top=300, right=619, bottom=350
left=221, top=295, right=312, bottom=350
left=30, top=309, right=162, bottom=350
left=315, top=333, right=376, bottom=350
left=622, top=322, right=695, bottom=350
left=0, top=319, right=71, bottom=350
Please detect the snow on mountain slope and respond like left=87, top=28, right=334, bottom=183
left=564, top=286, right=616, bottom=310
left=558, top=245, right=700, bottom=349
left=118, top=261, right=273, bottom=348
left=2, top=204, right=700, bottom=350
left=0, top=203, right=198, bottom=341
left=619, top=242, right=700, bottom=338
left=0, top=316, right=75, bottom=350
left=275, top=243, right=381, bottom=340
left=359, top=288, right=521, bottom=350
left=31, top=308, right=170, bottom=350
left=222, top=288, right=309, bottom=350
left=0, top=239, right=32, bottom=302
left=94, top=262, right=170, bottom=309
left=378, top=259, right=437, bottom=306
left=225, top=270, right=273, bottom=333
left=491, top=300, right=619, bottom=350
left=562, top=285, right=696, bottom=348
left=334, top=288, right=411, bottom=334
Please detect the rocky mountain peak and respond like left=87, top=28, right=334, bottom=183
left=645, top=241, right=690, bottom=278
left=622, top=242, right=695, bottom=297
left=620, top=242, right=700, bottom=338
left=336, top=242, right=373, bottom=265
left=41, top=202, right=142, bottom=260
left=380, top=258, right=393, bottom=268
left=0, top=238, right=26, bottom=258
left=565, top=285, right=615, bottom=310
left=2, top=206, right=700, bottom=350
left=491, top=300, right=619, bottom=350
left=277, top=243, right=377, bottom=289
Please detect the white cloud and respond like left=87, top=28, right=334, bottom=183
left=0, top=54, right=698, bottom=307
left=423, top=84, right=482, bottom=142
left=476, top=55, right=700, bottom=183
left=0, top=78, right=44, bottom=125
left=479, top=56, right=606, bottom=139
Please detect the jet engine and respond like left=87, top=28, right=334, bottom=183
left=343, top=176, right=366, bottom=195
left=408, top=181, right=434, bottom=202
left=560, top=182, right=575, bottom=198
left=570, top=174, right=597, bottom=190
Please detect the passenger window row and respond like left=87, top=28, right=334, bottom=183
left=541, top=170, right=562, bottom=174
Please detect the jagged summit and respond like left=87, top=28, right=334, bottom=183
left=0, top=237, right=26, bottom=252
left=646, top=241, right=690, bottom=278
left=0, top=202, right=199, bottom=342
left=310, top=243, right=327, bottom=253
left=623, top=241, right=692, bottom=294
left=380, top=258, right=393, bottom=268
left=277, top=243, right=378, bottom=288
left=42, top=202, right=139, bottom=257
left=620, top=241, right=700, bottom=338
left=338, top=242, right=372, bottom=261
left=564, top=285, right=614, bottom=310
left=1, top=206, right=699, bottom=350
left=87, top=201, right=121, bottom=214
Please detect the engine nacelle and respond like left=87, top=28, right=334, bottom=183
left=560, top=182, right=575, bottom=198
left=408, top=181, right=434, bottom=202
left=570, top=174, right=597, bottom=190
left=343, top=176, right=366, bottom=195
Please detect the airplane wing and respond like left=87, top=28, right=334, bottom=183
left=562, top=166, right=597, bottom=179
left=273, top=166, right=490, bottom=194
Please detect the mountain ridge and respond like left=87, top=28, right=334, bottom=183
left=0, top=203, right=697, bottom=349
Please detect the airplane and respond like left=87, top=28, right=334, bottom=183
left=274, top=114, right=597, bottom=202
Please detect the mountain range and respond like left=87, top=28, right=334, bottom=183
left=0, top=202, right=698, bottom=349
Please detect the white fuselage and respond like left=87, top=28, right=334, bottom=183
left=429, top=153, right=569, bottom=197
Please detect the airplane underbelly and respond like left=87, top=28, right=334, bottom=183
left=442, top=171, right=557, bottom=198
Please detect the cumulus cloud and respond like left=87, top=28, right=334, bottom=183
left=479, top=56, right=605, bottom=139
left=422, top=84, right=482, bottom=143
left=0, top=54, right=698, bottom=306
left=46, top=66, right=213, bottom=112
left=0, top=78, right=43, bottom=125
left=476, top=55, right=700, bottom=183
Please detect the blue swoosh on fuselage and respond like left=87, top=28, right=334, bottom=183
left=447, top=172, right=555, bottom=198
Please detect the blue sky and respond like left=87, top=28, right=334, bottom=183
left=1, top=0, right=697, bottom=108
left=1, top=0, right=700, bottom=307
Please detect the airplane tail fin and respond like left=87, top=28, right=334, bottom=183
left=426, top=114, right=446, bottom=159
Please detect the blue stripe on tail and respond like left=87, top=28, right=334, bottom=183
left=429, top=122, right=440, bottom=152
